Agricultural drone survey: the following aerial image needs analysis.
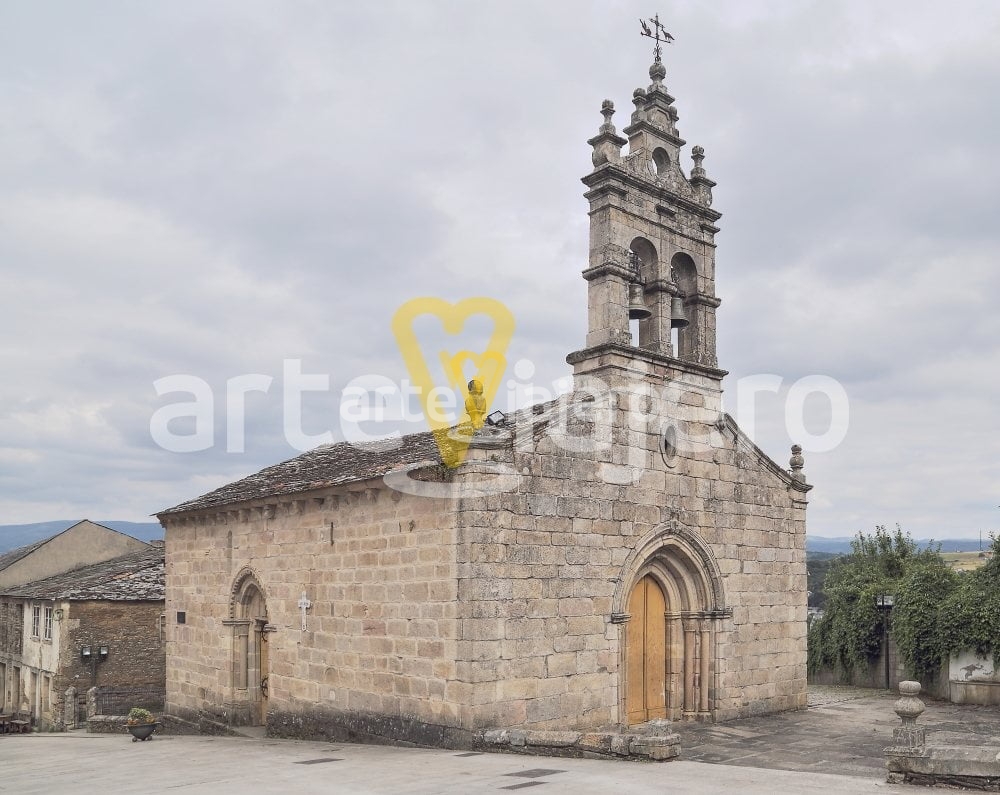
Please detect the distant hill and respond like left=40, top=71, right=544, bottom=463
left=807, top=536, right=991, bottom=555
left=0, top=520, right=163, bottom=554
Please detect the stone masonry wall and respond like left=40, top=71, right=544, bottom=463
left=164, top=373, right=806, bottom=741
left=454, top=370, right=807, bottom=731
left=51, top=599, right=165, bottom=728
left=164, top=486, right=463, bottom=739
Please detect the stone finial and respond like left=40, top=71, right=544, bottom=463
left=891, top=681, right=926, bottom=751
left=691, top=145, right=706, bottom=177
left=590, top=100, right=626, bottom=167
left=649, top=59, right=666, bottom=86
left=789, top=444, right=806, bottom=484
left=631, top=87, right=647, bottom=123
left=599, top=99, right=617, bottom=133
left=894, top=681, right=925, bottom=726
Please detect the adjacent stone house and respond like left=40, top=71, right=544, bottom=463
left=159, top=56, right=810, bottom=744
left=0, top=543, right=165, bottom=729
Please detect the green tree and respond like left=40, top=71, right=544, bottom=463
left=891, top=554, right=958, bottom=681
left=808, top=525, right=945, bottom=677
left=806, top=553, right=837, bottom=609
left=938, top=535, right=1000, bottom=660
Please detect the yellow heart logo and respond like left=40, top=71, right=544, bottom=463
left=392, top=297, right=515, bottom=468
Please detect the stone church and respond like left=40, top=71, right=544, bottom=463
left=159, top=54, right=810, bottom=745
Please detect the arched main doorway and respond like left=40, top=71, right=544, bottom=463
left=230, top=571, right=270, bottom=726
left=617, top=522, right=727, bottom=724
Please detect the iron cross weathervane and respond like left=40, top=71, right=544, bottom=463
left=639, top=14, right=674, bottom=62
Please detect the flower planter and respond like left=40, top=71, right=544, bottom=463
left=126, top=722, right=159, bottom=742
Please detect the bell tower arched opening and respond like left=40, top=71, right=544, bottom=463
left=670, top=252, right=698, bottom=360
left=628, top=237, right=658, bottom=347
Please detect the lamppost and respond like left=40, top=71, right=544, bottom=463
left=876, top=595, right=894, bottom=690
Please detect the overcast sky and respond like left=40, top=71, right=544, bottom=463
left=1, top=1, right=998, bottom=540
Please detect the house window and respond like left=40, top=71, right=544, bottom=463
left=43, top=607, right=53, bottom=640
left=31, top=605, right=40, bottom=638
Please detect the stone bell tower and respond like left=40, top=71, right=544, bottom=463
left=567, top=51, right=725, bottom=393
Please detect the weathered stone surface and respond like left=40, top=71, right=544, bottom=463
left=268, top=705, right=476, bottom=749
left=480, top=724, right=679, bottom=762
left=887, top=746, right=1000, bottom=788
left=631, top=740, right=681, bottom=761
left=611, top=734, right=633, bottom=756
left=577, top=732, right=614, bottom=754
left=525, top=730, right=581, bottom=747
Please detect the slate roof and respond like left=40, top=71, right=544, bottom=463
left=0, top=545, right=164, bottom=601
left=159, top=431, right=443, bottom=516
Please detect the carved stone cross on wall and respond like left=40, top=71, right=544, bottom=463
left=298, top=591, right=312, bottom=631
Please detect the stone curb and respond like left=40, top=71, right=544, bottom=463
left=479, top=727, right=681, bottom=762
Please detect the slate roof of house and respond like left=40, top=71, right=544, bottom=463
left=159, top=431, right=443, bottom=516
left=0, top=545, right=164, bottom=601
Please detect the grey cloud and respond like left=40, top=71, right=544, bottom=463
left=1, top=1, right=998, bottom=538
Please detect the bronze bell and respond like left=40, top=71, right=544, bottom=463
left=628, top=282, right=652, bottom=320
left=670, top=296, right=690, bottom=329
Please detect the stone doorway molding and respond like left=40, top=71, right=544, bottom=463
left=612, top=515, right=730, bottom=723
left=223, top=566, right=271, bottom=726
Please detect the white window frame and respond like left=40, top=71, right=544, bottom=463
left=43, top=606, right=53, bottom=640
left=30, top=605, right=40, bottom=638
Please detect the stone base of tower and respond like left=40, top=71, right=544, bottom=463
left=566, top=343, right=727, bottom=414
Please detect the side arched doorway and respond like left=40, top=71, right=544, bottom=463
left=230, top=570, right=270, bottom=726
left=617, top=522, right=727, bottom=724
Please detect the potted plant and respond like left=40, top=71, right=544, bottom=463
left=125, top=707, right=159, bottom=742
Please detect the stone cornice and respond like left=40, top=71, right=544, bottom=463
left=586, top=130, right=627, bottom=148
left=156, top=475, right=400, bottom=526
left=581, top=181, right=628, bottom=203
left=582, top=166, right=722, bottom=223
left=644, top=279, right=679, bottom=296
left=687, top=293, right=722, bottom=308
left=582, top=261, right=635, bottom=282
left=622, top=121, right=685, bottom=149
left=642, top=86, right=676, bottom=106
left=596, top=203, right=718, bottom=250
left=566, top=342, right=728, bottom=381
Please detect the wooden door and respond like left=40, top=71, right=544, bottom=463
left=625, top=575, right=667, bottom=724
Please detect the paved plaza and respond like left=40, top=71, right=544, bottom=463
left=676, top=685, right=1000, bottom=778
left=2, top=687, right=997, bottom=794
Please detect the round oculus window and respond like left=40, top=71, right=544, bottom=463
left=661, top=424, right=678, bottom=467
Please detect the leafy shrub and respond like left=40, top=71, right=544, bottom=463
left=809, top=529, right=1000, bottom=682
left=891, top=556, right=958, bottom=681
